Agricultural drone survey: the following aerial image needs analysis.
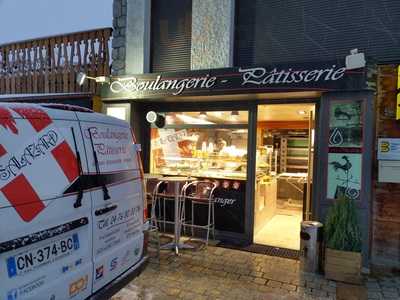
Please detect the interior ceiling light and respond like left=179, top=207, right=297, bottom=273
left=176, top=114, right=215, bottom=125
left=230, top=111, right=239, bottom=121
left=232, top=129, right=248, bottom=134
left=298, top=110, right=307, bottom=115
left=165, top=115, right=174, bottom=124
left=199, top=111, right=207, bottom=119
left=211, top=111, right=223, bottom=117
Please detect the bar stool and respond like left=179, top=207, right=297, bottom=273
left=153, top=177, right=190, bottom=233
left=181, top=181, right=217, bottom=246
left=144, top=174, right=163, bottom=229
left=144, top=174, right=163, bottom=259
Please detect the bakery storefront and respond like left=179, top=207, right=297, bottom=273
left=101, top=60, right=374, bottom=257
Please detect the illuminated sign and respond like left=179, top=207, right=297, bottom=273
left=378, top=138, right=400, bottom=160
left=397, top=93, right=400, bottom=120
left=101, top=61, right=367, bottom=100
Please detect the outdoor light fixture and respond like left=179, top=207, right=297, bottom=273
left=146, top=111, right=158, bottom=123
left=76, top=72, right=110, bottom=86
left=146, top=111, right=166, bottom=128
left=345, top=49, right=366, bottom=70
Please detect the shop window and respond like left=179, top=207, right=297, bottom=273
left=104, top=104, right=130, bottom=122
left=150, top=111, right=248, bottom=179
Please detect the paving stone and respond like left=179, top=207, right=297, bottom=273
left=382, top=288, right=399, bottom=294
left=282, top=283, right=297, bottom=292
left=321, top=284, right=336, bottom=294
left=367, top=282, right=381, bottom=289
left=382, top=291, right=399, bottom=298
left=306, top=281, right=320, bottom=289
left=165, top=287, right=181, bottom=296
left=253, top=277, right=267, bottom=285
left=266, top=280, right=282, bottom=288
left=239, top=275, right=254, bottom=282
left=367, top=291, right=383, bottom=299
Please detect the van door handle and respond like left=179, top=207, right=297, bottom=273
left=95, top=204, right=118, bottom=216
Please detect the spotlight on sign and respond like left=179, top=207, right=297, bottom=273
left=76, top=72, right=110, bottom=86
left=77, top=72, right=87, bottom=86
left=146, top=111, right=166, bottom=128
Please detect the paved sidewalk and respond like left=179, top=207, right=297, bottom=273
left=111, top=244, right=338, bottom=300
left=111, top=237, right=400, bottom=300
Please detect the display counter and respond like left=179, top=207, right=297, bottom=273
left=154, top=154, right=247, bottom=180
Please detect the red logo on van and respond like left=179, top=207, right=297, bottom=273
left=0, top=107, right=18, bottom=134
left=0, top=106, right=79, bottom=222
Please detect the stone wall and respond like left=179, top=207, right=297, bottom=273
left=112, top=0, right=127, bottom=75
left=372, top=65, right=400, bottom=271
left=112, top=0, right=150, bottom=75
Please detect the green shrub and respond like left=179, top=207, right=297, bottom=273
left=324, top=195, right=362, bottom=252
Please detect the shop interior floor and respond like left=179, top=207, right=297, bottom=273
left=254, top=211, right=302, bottom=250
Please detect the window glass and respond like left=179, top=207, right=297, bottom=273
left=150, top=111, right=248, bottom=180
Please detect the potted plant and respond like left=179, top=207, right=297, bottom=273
left=324, top=195, right=362, bottom=284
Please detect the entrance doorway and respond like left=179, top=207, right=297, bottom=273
left=253, top=103, right=316, bottom=250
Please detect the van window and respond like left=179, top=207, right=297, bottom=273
left=82, top=124, right=138, bottom=174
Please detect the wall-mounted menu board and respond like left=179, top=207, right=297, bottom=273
left=327, top=100, right=363, bottom=201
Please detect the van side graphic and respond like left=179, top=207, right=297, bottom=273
left=0, top=107, right=79, bottom=222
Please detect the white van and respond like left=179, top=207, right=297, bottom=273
left=0, top=103, right=148, bottom=300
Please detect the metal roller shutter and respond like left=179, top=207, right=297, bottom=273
left=235, top=0, right=400, bottom=66
left=151, top=0, right=192, bottom=73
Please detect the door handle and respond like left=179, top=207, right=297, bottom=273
left=95, top=204, right=118, bottom=216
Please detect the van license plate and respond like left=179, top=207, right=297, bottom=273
left=6, top=234, right=80, bottom=278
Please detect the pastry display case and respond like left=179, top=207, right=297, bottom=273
left=150, top=111, right=249, bottom=181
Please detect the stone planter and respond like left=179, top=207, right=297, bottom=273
left=325, top=248, right=362, bottom=284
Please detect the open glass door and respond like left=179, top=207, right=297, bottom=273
left=253, top=103, right=315, bottom=250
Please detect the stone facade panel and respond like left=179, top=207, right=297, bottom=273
left=117, top=16, right=126, bottom=28
left=191, top=0, right=234, bottom=70
left=112, top=36, right=125, bottom=48
left=111, top=0, right=127, bottom=75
